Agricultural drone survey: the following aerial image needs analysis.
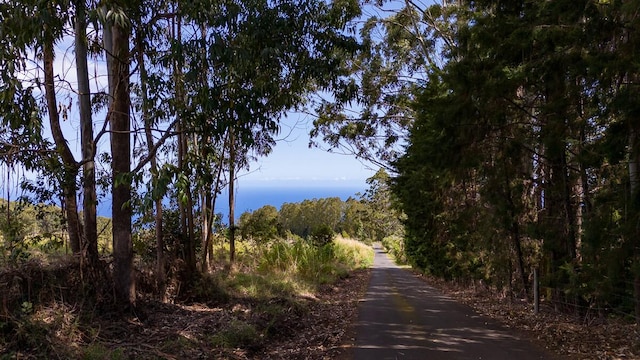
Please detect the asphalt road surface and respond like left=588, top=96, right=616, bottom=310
left=354, top=245, right=553, bottom=360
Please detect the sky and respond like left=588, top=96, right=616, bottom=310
left=2, top=1, right=422, bottom=204
left=239, top=113, right=378, bottom=189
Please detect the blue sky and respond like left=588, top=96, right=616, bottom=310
left=3, top=1, right=433, bottom=202
left=240, top=113, right=378, bottom=188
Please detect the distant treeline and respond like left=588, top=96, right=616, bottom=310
left=239, top=170, right=403, bottom=244
left=0, top=198, right=113, bottom=258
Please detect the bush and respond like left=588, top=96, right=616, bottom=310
left=333, top=237, right=374, bottom=269
left=382, top=235, right=407, bottom=264
left=309, top=224, right=334, bottom=247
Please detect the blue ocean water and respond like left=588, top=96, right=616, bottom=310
left=224, top=185, right=364, bottom=215
left=97, top=185, right=366, bottom=221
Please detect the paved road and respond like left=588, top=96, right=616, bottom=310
left=354, top=245, right=552, bottom=360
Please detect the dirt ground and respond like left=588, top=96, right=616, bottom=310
left=2, top=258, right=638, bottom=359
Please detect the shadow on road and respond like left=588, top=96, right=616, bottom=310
left=354, top=245, right=550, bottom=360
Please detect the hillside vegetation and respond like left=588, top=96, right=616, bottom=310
left=1, top=222, right=373, bottom=358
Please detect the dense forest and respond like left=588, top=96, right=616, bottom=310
left=1, top=0, right=640, bottom=356
left=390, top=0, right=640, bottom=323
left=312, top=0, right=640, bottom=323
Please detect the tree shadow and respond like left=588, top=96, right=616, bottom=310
left=354, top=248, right=551, bottom=360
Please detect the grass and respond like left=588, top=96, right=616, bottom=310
left=334, top=236, right=375, bottom=269
left=254, top=236, right=373, bottom=291
left=83, top=344, right=125, bottom=360
left=208, top=319, right=260, bottom=349
left=227, top=272, right=297, bottom=298
left=196, top=236, right=373, bottom=302
left=0, top=235, right=374, bottom=358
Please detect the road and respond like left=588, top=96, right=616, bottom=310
left=353, top=245, right=553, bottom=360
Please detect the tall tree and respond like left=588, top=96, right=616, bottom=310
left=75, top=0, right=99, bottom=265
left=176, top=0, right=361, bottom=264
left=311, top=0, right=456, bottom=170
left=42, top=9, right=83, bottom=255
left=105, top=4, right=135, bottom=306
left=392, top=0, right=640, bottom=318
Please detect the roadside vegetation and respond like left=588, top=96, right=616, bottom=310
left=0, top=201, right=374, bottom=359
left=4, top=0, right=640, bottom=358
left=0, top=165, right=394, bottom=359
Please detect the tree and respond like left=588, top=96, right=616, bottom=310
left=311, top=0, right=457, bottom=170
left=391, top=0, right=640, bottom=319
left=75, top=0, right=99, bottom=266
left=340, top=197, right=366, bottom=238
left=1, top=0, right=363, bottom=307
left=361, top=169, right=404, bottom=242
left=173, top=0, right=361, bottom=263
left=104, top=3, right=135, bottom=306
left=0, top=0, right=94, bottom=260
left=239, top=205, right=279, bottom=243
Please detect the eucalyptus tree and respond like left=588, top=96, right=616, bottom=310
left=0, top=0, right=48, bottom=217
left=173, top=0, right=361, bottom=263
left=311, top=0, right=458, bottom=170
left=0, top=0, right=92, bottom=258
left=102, top=0, right=136, bottom=306
left=239, top=205, right=279, bottom=243
left=75, top=0, right=100, bottom=267
left=0, top=0, right=110, bottom=271
left=132, top=1, right=169, bottom=284
left=339, top=197, right=366, bottom=238
left=360, top=169, right=403, bottom=242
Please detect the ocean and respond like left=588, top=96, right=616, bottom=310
left=97, top=184, right=366, bottom=221
left=224, top=185, right=364, bottom=215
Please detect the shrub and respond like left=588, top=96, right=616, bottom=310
left=382, top=235, right=407, bottom=264
left=309, top=224, right=334, bottom=247
left=333, top=237, right=374, bottom=269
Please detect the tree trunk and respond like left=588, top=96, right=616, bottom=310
left=43, top=33, right=82, bottom=255
left=200, top=190, right=210, bottom=273
left=628, top=132, right=640, bottom=324
left=75, top=0, right=99, bottom=266
left=185, top=172, right=196, bottom=273
left=200, top=131, right=227, bottom=272
left=561, top=150, right=577, bottom=261
left=137, top=28, right=166, bottom=294
left=228, top=128, right=236, bottom=263
left=108, top=19, right=134, bottom=307
left=502, top=152, right=527, bottom=297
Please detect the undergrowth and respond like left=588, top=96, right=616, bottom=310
left=381, top=235, right=407, bottom=264
left=0, top=237, right=373, bottom=359
left=256, top=236, right=373, bottom=290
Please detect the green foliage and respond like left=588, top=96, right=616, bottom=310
left=0, top=199, right=112, bottom=264
left=208, top=319, right=259, bottom=349
left=381, top=235, right=406, bottom=264
left=271, top=187, right=403, bottom=246
left=311, top=0, right=445, bottom=168
left=389, top=0, right=640, bottom=319
left=258, top=237, right=372, bottom=286
left=359, top=169, right=405, bottom=243
left=82, top=344, right=125, bottom=360
left=227, top=272, right=295, bottom=299
left=239, top=205, right=279, bottom=243
left=279, top=197, right=345, bottom=239
left=0, top=212, right=30, bottom=266
left=309, top=224, right=335, bottom=248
